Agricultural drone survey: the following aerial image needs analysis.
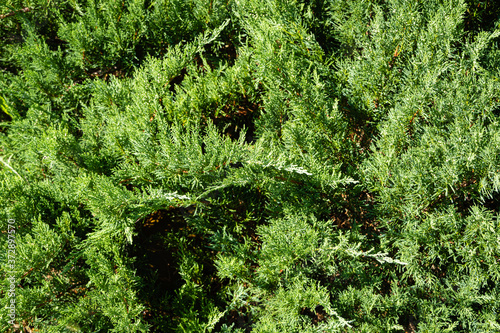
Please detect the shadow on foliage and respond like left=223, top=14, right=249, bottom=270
left=131, top=208, right=221, bottom=331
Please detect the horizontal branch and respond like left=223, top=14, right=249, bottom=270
left=0, top=7, right=32, bottom=20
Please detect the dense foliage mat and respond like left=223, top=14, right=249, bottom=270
left=1, top=0, right=500, bottom=331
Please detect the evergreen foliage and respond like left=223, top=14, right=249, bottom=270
left=1, top=0, right=499, bottom=331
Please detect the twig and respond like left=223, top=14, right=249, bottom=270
left=0, top=155, right=28, bottom=184
left=0, top=7, right=32, bottom=20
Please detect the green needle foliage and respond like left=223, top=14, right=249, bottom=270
left=1, top=0, right=499, bottom=332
